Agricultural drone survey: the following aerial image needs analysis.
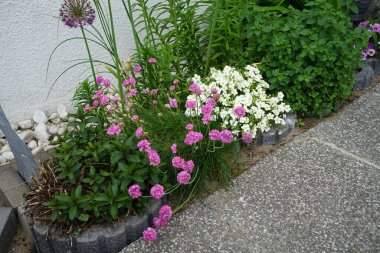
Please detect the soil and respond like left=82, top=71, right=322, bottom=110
left=8, top=227, right=33, bottom=253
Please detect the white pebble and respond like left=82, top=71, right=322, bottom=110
left=33, top=110, right=48, bottom=124
left=2, top=151, right=14, bottom=161
left=0, top=145, right=10, bottom=154
left=0, top=139, right=7, bottom=145
left=34, top=123, right=50, bottom=141
left=49, top=112, right=58, bottom=120
left=38, top=140, right=50, bottom=148
left=27, top=140, right=38, bottom=149
left=0, top=155, right=6, bottom=164
left=18, top=119, right=33, bottom=130
left=18, top=130, right=34, bottom=143
left=11, top=123, right=18, bottom=131
left=58, top=127, right=66, bottom=135
left=51, top=118, right=61, bottom=125
left=52, top=136, right=58, bottom=142
left=31, top=147, right=42, bottom=155
left=57, top=104, right=68, bottom=119
left=44, top=145, right=57, bottom=152
left=48, top=125, right=59, bottom=135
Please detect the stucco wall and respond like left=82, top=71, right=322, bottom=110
left=0, top=0, right=150, bottom=123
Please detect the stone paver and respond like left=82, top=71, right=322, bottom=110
left=120, top=86, right=380, bottom=252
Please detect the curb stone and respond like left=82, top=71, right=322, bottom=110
left=30, top=199, right=163, bottom=253
left=353, top=64, right=374, bottom=91
left=0, top=207, right=17, bottom=253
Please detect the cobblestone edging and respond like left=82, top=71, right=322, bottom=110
left=30, top=199, right=162, bottom=253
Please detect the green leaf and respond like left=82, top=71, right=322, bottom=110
left=74, top=185, right=82, bottom=199
left=78, top=213, right=90, bottom=222
left=127, top=154, right=140, bottom=163
left=111, top=151, right=123, bottom=165
left=110, top=205, right=118, bottom=219
left=51, top=210, right=59, bottom=222
left=93, top=194, right=109, bottom=202
left=133, top=174, right=144, bottom=183
left=69, top=206, right=77, bottom=221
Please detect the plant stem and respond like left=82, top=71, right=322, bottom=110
left=81, top=27, right=97, bottom=87
left=204, top=0, right=221, bottom=76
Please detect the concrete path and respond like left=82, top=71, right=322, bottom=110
left=122, top=85, right=380, bottom=253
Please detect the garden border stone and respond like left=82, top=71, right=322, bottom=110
left=0, top=207, right=17, bottom=253
left=30, top=199, right=163, bottom=253
left=353, top=64, right=374, bottom=91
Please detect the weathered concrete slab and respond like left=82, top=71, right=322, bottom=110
left=309, top=90, right=380, bottom=167
left=202, top=137, right=380, bottom=252
left=0, top=207, right=17, bottom=253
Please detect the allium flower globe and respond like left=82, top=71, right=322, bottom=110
left=143, top=227, right=158, bottom=241
left=59, top=0, right=96, bottom=28
left=150, top=184, right=165, bottom=199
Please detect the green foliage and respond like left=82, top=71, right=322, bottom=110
left=43, top=81, right=165, bottom=226
left=204, top=1, right=366, bottom=116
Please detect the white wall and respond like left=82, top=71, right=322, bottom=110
left=0, top=0, right=148, bottom=123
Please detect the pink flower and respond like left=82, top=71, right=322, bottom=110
left=184, top=131, right=203, bottom=145
left=211, top=87, right=218, bottom=93
left=189, top=83, right=199, bottom=93
left=169, top=85, right=175, bottom=91
left=107, top=105, right=116, bottom=112
left=172, top=156, right=185, bottom=169
left=148, top=150, right=161, bottom=166
left=202, top=114, right=212, bottom=125
left=185, top=124, right=194, bottom=131
left=195, top=88, right=203, bottom=95
left=134, top=66, right=142, bottom=73
left=128, top=184, right=142, bottom=198
left=159, top=205, right=173, bottom=221
left=143, top=227, right=157, bottom=241
left=96, top=76, right=104, bottom=84
left=201, top=104, right=213, bottom=114
left=84, top=104, right=91, bottom=112
left=220, top=130, right=233, bottom=143
left=131, top=115, right=139, bottom=122
left=100, top=95, right=109, bottom=105
left=185, top=100, right=197, bottom=109
left=209, top=130, right=221, bottom=141
left=129, top=89, right=138, bottom=97
left=206, top=98, right=216, bottom=107
left=122, top=79, right=129, bottom=87
left=242, top=132, right=253, bottom=144
left=107, top=125, right=121, bottom=135
left=173, top=79, right=179, bottom=84
left=153, top=217, right=168, bottom=228
left=177, top=171, right=191, bottom=185
left=183, top=160, right=195, bottom=172
left=150, top=89, right=158, bottom=96
left=149, top=58, right=157, bottom=64
left=137, top=139, right=151, bottom=152
left=103, top=79, right=111, bottom=88
left=152, top=100, right=158, bottom=105
left=92, top=100, right=99, bottom=107
left=368, top=48, right=376, bottom=57
left=234, top=107, right=246, bottom=118
left=128, top=77, right=136, bottom=86
left=213, top=93, right=220, bottom=101
left=118, top=121, right=125, bottom=127
left=169, top=98, right=178, bottom=108
left=142, top=88, right=150, bottom=94
left=136, top=127, right=143, bottom=138
left=150, top=184, right=164, bottom=199
left=171, top=144, right=177, bottom=154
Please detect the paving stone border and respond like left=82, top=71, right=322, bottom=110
left=354, top=64, right=375, bottom=91
left=29, top=199, right=162, bottom=253
left=0, top=207, right=17, bottom=253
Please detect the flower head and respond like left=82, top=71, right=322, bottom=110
left=131, top=115, right=139, bottom=122
left=153, top=217, right=168, bottom=228
left=173, top=79, right=180, bottom=84
left=186, top=124, right=194, bottom=131
left=202, top=113, right=213, bottom=125
left=143, top=227, right=158, bottom=241
left=177, top=171, right=191, bottom=185
left=183, top=160, right=195, bottom=172
left=137, top=139, right=151, bottom=152
left=358, top=21, right=369, bottom=28
left=184, top=131, right=203, bottom=145
left=84, top=104, right=91, bottom=112
left=169, top=98, right=178, bottom=108
left=185, top=100, right=197, bottom=109
left=169, top=85, right=175, bottom=91
left=220, top=130, right=233, bottom=143
left=149, top=58, right=157, bottom=64
left=150, top=184, right=165, bottom=199
left=234, top=107, right=246, bottom=118
left=242, top=132, right=253, bottom=144
left=172, top=156, right=185, bottom=169
left=148, top=150, right=161, bottom=166
left=135, top=126, right=143, bottom=138
left=96, top=76, right=103, bottom=84
left=171, top=144, right=177, bottom=154
left=134, top=66, right=142, bottom=73
left=106, top=125, right=121, bottom=135
left=209, top=130, right=221, bottom=141
left=103, top=79, right=111, bottom=88
left=159, top=205, right=173, bottom=221
left=59, top=0, right=96, bottom=28
left=128, top=184, right=142, bottom=198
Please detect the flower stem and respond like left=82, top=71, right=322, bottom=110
left=81, top=27, right=97, bottom=87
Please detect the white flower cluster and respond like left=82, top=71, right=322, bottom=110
left=185, top=65, right=291, bottom=137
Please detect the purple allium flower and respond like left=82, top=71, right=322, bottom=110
left=242, top=132, right=253, bottom=144
left=209, top=130, right=221, bottom=141
left=143, top=227, right=157, bottom=241
left=172, top=156, right=185, bottom=169
left=171, top=144, right=177, bottom=154
left=92, top=100, right=99, bottom=107
left=153, top=217, right=168, bottom=228
left=149, top=58, right=157, bottom=64
left=220, top=130, right=233, bottom=144
left=183, top=160, right=195, bottom=172
left=173, top=79, right=180, bottom=84
left=159, top=205, right=173, bottom=221
left=148, top=150, right=161, bottom=166
left=186, top=124, right=194, bottom=131
left=185, top=100, right=197, bottom=109
left=133, top=66, right=142, bottom=73
left=177, top=171, right=191, bottom=185
left=234, top=107, right=246, bottom=118
left=358, top=21, right=369, bottom=28
left=59, top=0, right=96, bottom=28
left=184, top=131, right=203, bottom=145
left=202, top=113, right=212, bottom=125
left=107, top=125, right=121, bottom=135
left=150, top=184, right=165, bottom=199
left=137, top=139, right=151, bottom=152
left=169, top=85, right=175, bottom=91
left=136, top=126, right=143, bottom=138
left=128, top=184, right=142, bottom=198
left=96, top=75, right=104, bottom=84
left=84, top=104, right=91, bottom=112
left=169, top=98, right=178, bottom=108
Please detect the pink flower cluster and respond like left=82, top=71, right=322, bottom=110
left=184, top=131, right=203, bottom=145
left=150, top=184, right=165, bottom=199
left=137, top=139, right=161, bottom=166
left=189, top=83, right=202, bottom=95
left=208, top=129, right=233, bottom=143
left=143, top=205, right=173, bottom=241
left=171, top=156, right=194, bottom=184
left=128, top=184, right=142, bottom=198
